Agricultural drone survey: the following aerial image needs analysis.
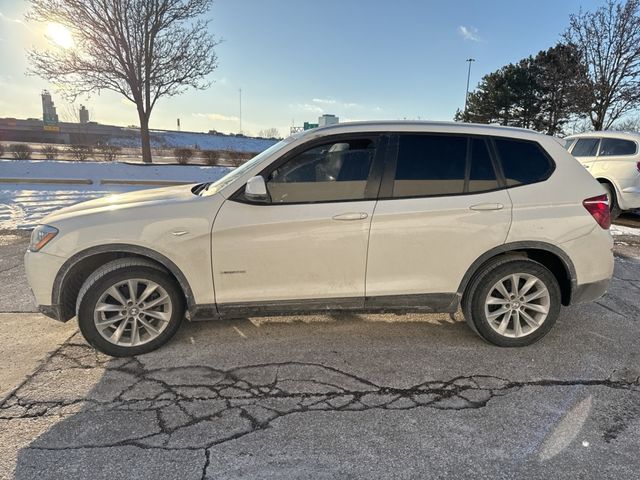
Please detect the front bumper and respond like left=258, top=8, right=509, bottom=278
left=24, top=250, right=66, bottom=311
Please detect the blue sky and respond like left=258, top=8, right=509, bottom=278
left=0, top=0, right=603, bottom=136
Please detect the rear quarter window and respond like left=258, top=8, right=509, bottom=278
left=599, top=138, right=637, bottom=156
left=494, top=138, right=554, bottom=187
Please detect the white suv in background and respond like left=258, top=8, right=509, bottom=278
left=564, top=131, right=640, bottom=218
left=24, top=122, right=614, bottom=357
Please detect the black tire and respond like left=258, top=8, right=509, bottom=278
left=462, top=258, right=561, bottom=347
left=76, top=258, right=185, bottom=357
left=601, top=182, right=622, bottom=221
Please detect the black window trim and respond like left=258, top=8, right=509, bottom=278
left=230, top=132, right=391, bottom=206
left=231, top=131, right=557, bottom=205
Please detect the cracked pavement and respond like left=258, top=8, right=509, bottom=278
left=1, top=226, right=640, bottom=479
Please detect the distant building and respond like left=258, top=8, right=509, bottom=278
left=79, top=105, right=89, bottom=124
left=41, top=90, right=59, bottom=125
left=318, top=114, right=339, bottom=127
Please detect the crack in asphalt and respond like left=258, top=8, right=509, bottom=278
left=0, top=340, right=638, bottom=480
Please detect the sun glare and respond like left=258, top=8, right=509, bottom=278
left=46, top=23, right=74, bottom=49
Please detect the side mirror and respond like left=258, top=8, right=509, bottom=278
left=245, top=175, right=270, bottom=202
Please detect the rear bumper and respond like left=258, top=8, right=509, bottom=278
left=571, top=278, right=610, bottom=304
left=619, top=184, right=640, bottom=210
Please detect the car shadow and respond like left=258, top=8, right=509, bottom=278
left=5, top=308, right=640, bottom=478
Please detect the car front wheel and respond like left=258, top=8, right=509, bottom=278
left=76, top=258, right=185, bottom=357
left=463, top=258, right=561, bottom=347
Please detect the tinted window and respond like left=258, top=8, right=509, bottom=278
left=393, top=135, right=467, bottom=197
left=468, top=139, right=499, bottom=193
left=563, top=139, right=575, bottom=150
left=266, top=138, right=375, bottom=203
left=571, top=138, right=599, bottom=157
left=599, top=138, right=637, bottom=156
left=494, top=138, right=553, bottom=186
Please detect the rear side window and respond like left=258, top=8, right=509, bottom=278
left=494, top=138, right=553, bottom=187
left=393, top=135, right=467, bottom=196
left=392, top=135, right=499, bottom=197
left=599, top=138, right=637, bottom=156
left=571, top=138, right=599, bottom=157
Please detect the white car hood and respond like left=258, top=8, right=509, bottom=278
left=41, top=184, right=199, bottom=224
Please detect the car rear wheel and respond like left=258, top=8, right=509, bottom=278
left=462, top=259, right=561, bottom=347
left=76, top=258, right=184, bottom=357
left=601, top=182, right=622, bottom=220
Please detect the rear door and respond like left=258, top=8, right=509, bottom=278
left=593, top=137, right=638, bottom=181
left=365, top=134, right=512, bottom=307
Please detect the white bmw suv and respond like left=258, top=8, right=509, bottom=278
left=25, top=122, right=614, bottom=357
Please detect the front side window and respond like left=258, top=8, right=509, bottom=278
left=494, top=138, right=553, bottom=187
left=266, top=138, right=376, bottom=203
left=391, top=135, right=499, bottom=198
left=599, top=138, right=637, bottom=156
left=571, top=138, right=600, bottom=157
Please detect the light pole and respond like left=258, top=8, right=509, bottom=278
left=464, top=58, right=475, bottom=114
left=239, top=88, right=242, bottom=134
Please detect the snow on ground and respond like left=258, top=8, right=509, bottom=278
left=110, top=130, right=278, bottom=152
left=0, top=159, right=231, bottom=230
left=610, top=224, right=640, bottom=236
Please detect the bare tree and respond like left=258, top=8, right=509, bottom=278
left=257, top=127, right=280, bottom=139
left=611, top=116, right=640, bottom=131
left=27, top=0, right=219, bottom=163
left=564, top=0, right=640, bottom=130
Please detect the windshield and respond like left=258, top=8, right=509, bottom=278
left=201, top=137, right=297, bottom=196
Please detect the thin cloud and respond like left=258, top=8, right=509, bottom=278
left=312, top=97, right=360, bottom=109
left=290, top=103, right=324, bottom=114
left=0, top=12, right=25, bottom=25
left=193, top=112, right=239, bottom=122
left=312, top=98, right=337, bottom=105
left=458, top=25, right=483, bottom=42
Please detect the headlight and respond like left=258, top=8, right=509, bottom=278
left=29, top=225, right=59, bottom=252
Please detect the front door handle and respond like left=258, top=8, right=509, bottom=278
left=469, top=203, right=504, bottom=211
left=332, top=212, right=369, bottom=221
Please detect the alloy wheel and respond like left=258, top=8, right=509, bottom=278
left=483, top=273, right=551, bottom=338
left=93, top=278, right=172, bottom=347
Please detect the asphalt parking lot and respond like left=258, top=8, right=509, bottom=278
left=1, top=222, right=639, bottom=479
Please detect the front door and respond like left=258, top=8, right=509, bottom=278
left=212, top=135, right=385, bottom=311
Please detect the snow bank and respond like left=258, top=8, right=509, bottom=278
left=110, top=130, right=278, bottom=152
left=0, top=159, right=231, bottom=230
left=610, top=224, right=640, bottom=236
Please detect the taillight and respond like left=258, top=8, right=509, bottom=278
left=583, top=194, right=611, bottom=229
left=636, top=161, right=640, bottom=173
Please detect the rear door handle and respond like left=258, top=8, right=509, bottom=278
left=469, top=203, right=504, bottom=211
left=332, top=212, right=369, bottom=221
